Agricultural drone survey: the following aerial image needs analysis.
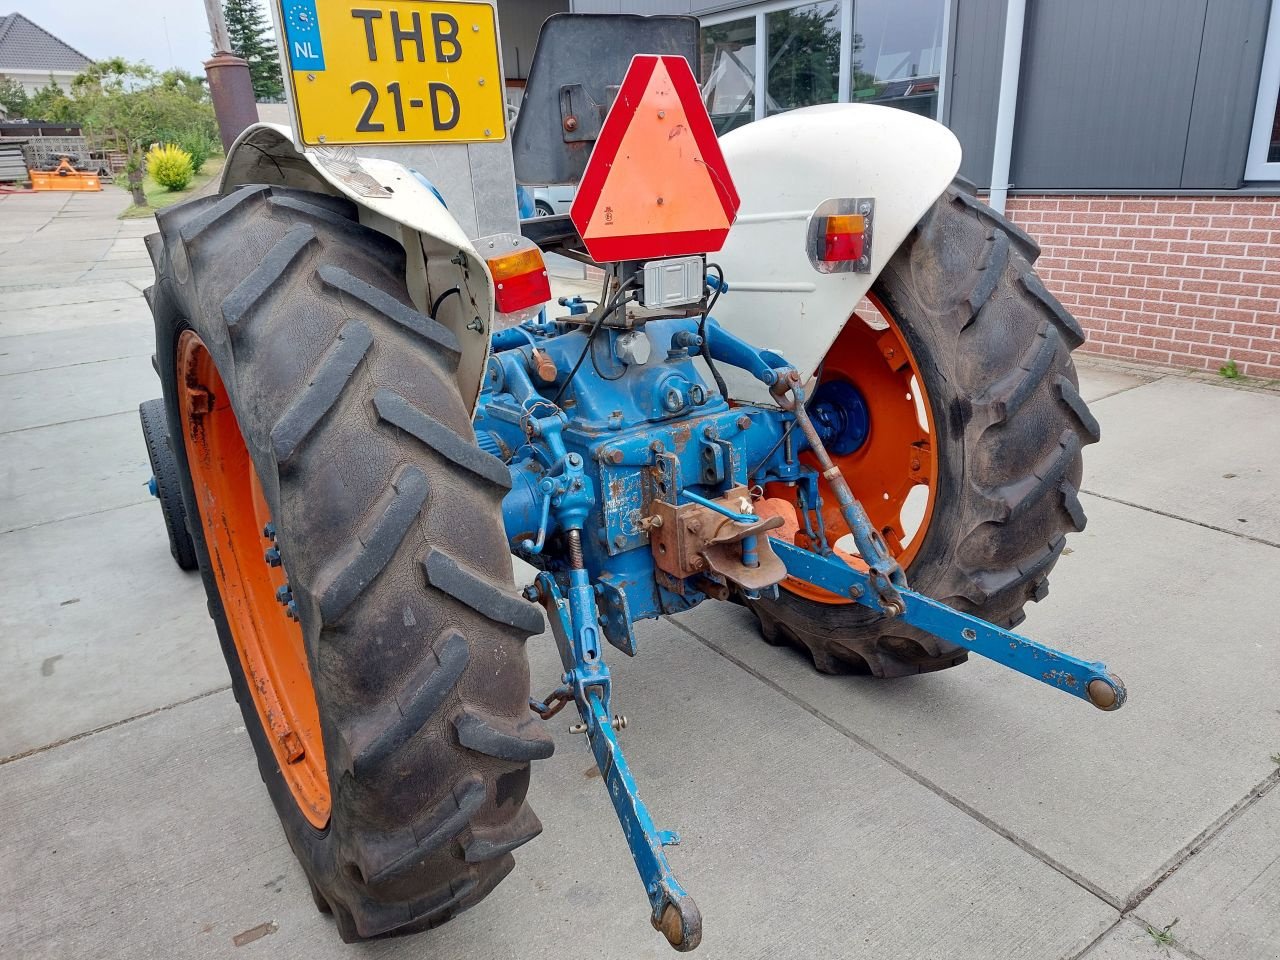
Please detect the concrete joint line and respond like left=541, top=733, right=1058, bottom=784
left=1087, top=375, right=1167, bottom=403
left=0, top=685, right=232, bottom=766
left=0, top=497, right=155, bottom=536
left=664, top=616, right=1126, bottom=912
left=0, top=409, right=137, bottom=437
left=1080, top=490, right=1280, bottom=550
left=1120, top=767, right=1280, bottom=913
left=0, top=354, right=144, bottom=379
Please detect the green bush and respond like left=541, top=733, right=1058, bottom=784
left=157, top=127, right=216, bottom=173
left=178, top=130, right=216, bottom=173
left=147, top=143, right=194, bottom=191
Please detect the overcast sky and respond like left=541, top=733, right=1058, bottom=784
left=11, top=0, right=239, bottom=74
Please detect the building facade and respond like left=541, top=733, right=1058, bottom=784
left=567, top=0, right=1280, bottom=379
left=0, top=14, right=91, bottom=96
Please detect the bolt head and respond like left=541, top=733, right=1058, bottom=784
left=613, top=534, right=627, bottom=548
left=737, top=415, right=752, bottom=430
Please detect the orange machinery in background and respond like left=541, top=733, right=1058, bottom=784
left=30, top=155, right=101, bottom=192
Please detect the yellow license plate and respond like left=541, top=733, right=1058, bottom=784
left=278, top=0, right=506, bottom=146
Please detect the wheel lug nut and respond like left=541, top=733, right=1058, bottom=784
left=286, top=600, right=299, bottom=621
left=264, top=547, right=282, bottom=567
left=276, top=584, right=292, bottom=604
left=263, top=522, right=276, bottom=540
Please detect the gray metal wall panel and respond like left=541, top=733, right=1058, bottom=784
left=497, top=0, right=569, bottom=78
left=570, top=0, right=695, bottom=12
left=1012, top=0, right=1207, bottom=190
left=945, top=0, right=1006, bottom=187
left=1181, top=0, right=1272, bottom=189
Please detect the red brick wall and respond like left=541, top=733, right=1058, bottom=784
left=1002, top=196, right=1280, bottom=378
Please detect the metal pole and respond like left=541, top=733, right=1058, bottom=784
left=988, top=0, right=1026, bottom=214
left=202, top=0, right=259, bottom=151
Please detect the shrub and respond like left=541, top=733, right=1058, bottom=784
left=157, top=127, right=217, bottom=173
left=147, top=143, right=194, bottom=191
left=177, top=129, right=216, bottom=173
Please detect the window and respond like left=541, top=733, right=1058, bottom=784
left=698, top=1, right=950, bottom=129
left=1246, top=0, right=1280, bottom=180
left=765, top=2, right=842, bottom=115
left=702, top=17, right=757, bottom=134
left=850, top=0, right=946, bottom=119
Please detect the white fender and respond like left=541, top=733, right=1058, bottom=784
left=714, top=104, right=962, bottom=404
left=219, top=123, right=498, bottom=410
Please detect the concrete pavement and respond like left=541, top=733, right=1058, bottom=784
left=1, top=190, right=1277, bottom=960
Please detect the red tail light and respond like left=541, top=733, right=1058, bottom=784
left=820, top=213, right=866, bottom=262
left=488, top=247, right=551, bottom=315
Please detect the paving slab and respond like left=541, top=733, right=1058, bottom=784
left=0, top=319, right=153, bottom=376
left=0, top=354, right=156, bottom=433
left=0, top=411, right=152, bottom=533
left=673, top=493, right=1280, bottom=906
left=0, top=502, right=225, bottom=759
left=0, top=616, right=1117, bottom=960
left=1075, top=361, right=1158, bottom=403
left=1080, top=919, right=1184, bottom=959
left=0, top=293, right=151, bottom=339
left=0, top=279, right=141, bottom=313
left=1086, top=377, right=1280, bottom=544
left=0, top=264, right=102, bottom=290
left=1135, top=785, right=1280, bottom=960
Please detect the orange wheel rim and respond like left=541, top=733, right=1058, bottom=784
left=767, top=293, right=939, bottom=604
left=177, top=331, right=330, bottom=827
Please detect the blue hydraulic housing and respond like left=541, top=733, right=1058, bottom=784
left=479, top=313, right=804, bottom=651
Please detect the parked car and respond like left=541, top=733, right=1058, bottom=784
left=530, top=184, right=575, bottom=216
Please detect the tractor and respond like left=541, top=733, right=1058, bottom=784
left=136, top=7, right=1121, bottom=952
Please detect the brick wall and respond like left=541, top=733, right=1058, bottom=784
left=1002, top=196, right=1280, bottom=379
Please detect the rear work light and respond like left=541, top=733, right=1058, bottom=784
left=487, top=246, right=551, bottom=316
left=807, top=199, right=875, bottom=274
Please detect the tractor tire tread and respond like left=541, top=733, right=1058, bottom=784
left=422, top=547, right=545, bottom=635
left=269, top=320, right=373, bottom=464
left=454, top=707, right=556, bottom=763
left=373, top=389, right=510, bottom=490
left=146, top=184, right=545, bottom=942
left=318, top=265, right=462, bottom=368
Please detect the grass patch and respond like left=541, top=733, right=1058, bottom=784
left=119, top=155, right=224, bottom=219
left=1144, top=918, right=1179, bottom=954
left=1219, top=359, right=1241, bottom=380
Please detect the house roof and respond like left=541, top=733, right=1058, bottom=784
left=0, top=13, right=92, bottom=73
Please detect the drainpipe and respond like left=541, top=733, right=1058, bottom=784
left=988, top=0, right=1026, bottom=214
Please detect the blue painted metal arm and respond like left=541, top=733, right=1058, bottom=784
left=532, top=570, right=702, bottom=951
left=771, top=538, right=1127, bottom=711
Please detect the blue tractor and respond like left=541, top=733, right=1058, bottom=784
left=138, top=10, right=1121, bottom=952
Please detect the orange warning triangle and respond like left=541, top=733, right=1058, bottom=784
left=571, top=55, right=740, bottom=263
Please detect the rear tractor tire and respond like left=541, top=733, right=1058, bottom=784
left=145, top=184, right=552, bottom=940
left=749, top=182, right=1099, bottom=678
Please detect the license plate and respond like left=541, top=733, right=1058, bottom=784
left=277, top=0, right=506, bottom=146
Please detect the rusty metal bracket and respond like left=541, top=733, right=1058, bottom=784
left=649, top=486, right=786, bottom=592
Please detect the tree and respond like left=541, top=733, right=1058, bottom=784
left=0, top=77, right=29, bottom=118
left=69, top=59, right=218, bottom=207
left=223, top=0, right=284, bottom=101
